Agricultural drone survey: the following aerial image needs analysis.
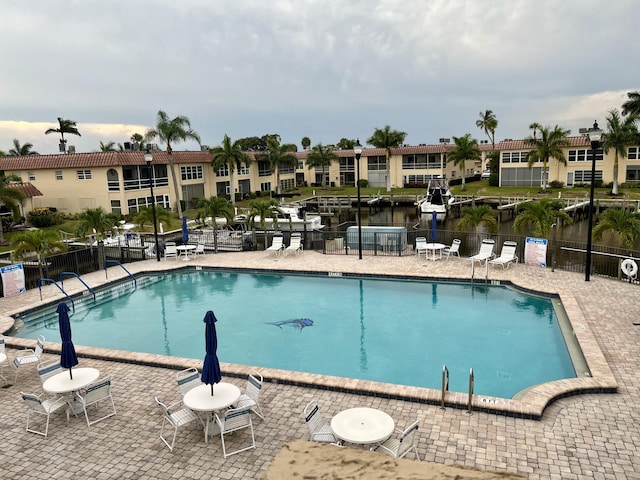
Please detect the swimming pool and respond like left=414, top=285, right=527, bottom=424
left=14, top=269, right=579, bottom=399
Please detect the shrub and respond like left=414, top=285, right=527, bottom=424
left=488, top=174, right=499, bottom=187
left=357, top=179, right=369, bottom=188
left=549, top=180, right=565, bottom=189
left=28, top=207, right=60, bottom=228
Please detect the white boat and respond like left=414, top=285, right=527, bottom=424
left=235, top=203, right=324, bottom=231
left=415, top=179, right=454, bottom=222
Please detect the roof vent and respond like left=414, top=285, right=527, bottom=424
left=67, top=145, right=76, bottom=154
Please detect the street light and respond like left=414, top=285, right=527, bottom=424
left=145, top=148, right=161, bottom=262
left=585, top=121, right=603, bottom=281
left=354, top=139, right=363, bottom=260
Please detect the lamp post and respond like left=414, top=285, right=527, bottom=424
left=585, top=121, right=603, bottom=281
left=145, top=149, right=161, bottom=262
left=354, top=139, right=363, bottom=260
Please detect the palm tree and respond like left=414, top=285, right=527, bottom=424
left=196, top=197, right=234, bottom=252
left=621, top=91, right=640, bottom=118
left=306, top=143, right=339, bottom=189
left=592, top=208, right=640, bottom=252
left=209, top=135, right=251, bottom=205
left=145, top=110, right=201, bottom=218
left=513, top=199, right=572, bottom=237
left=258, top=137, right=298, bottom=195
left=367, top=125, right=407, bottom=192
left=247, top=198, right=281, bottom=248
left=99, top=141, right=117, bottom=152
left=8, top=139, right=38, bottom=156
left=476, top=110, right=498, bottom=150
left=456, top=205, right=498, bottom=233
left=133, top=206, right=173, bottom=232
left=524, top=124, right=571, bottom=191
left=447, top=134, right=480, bottom=191
left=44, top=117, right=81, bottom=151
left=603, top=109, right=638, bottom=195
left=301, top=136, right=311, bottom=151
left=130, top=133, right=145, bottom=150
left=75, top=207, right=116, bottom=241
left=0, top=174, right=25, bottom=244
left=11, top=229, right=67, bottom=278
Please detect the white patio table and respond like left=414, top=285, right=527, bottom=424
left=425, top=242, right=446, bottom=261
left=43, top=367, right=100, bottom=395
left=183, top=382, right=241, bottom=443
left=330, top=407, right=395, bottom=445
left=176, top=244, right=196, bottom=261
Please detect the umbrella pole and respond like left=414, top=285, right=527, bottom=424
left=69, top=368, right=73, bottom=380
left=211, top=384, right=214, bottom=395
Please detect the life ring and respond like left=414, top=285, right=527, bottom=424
left=621, top=259, right=638, bottom=278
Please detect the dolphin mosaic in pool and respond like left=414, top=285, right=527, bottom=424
left=267, top=318, right=314, bottom=331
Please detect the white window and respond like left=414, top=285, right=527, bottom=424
left=181, top=165, right=203, bottom=180
left=55, top=170, right=63, bottom=181
left=628, top=147, right=638, bottom=160
left=111, top=200, right=121, bottom=214
left=77, top=170, right=92, bottom=180
left=568, top=149, right=603, bottom=162
left=216, top=165, right=229, bottom=177
left=28, top=172, right=36, bottom=181
left=238, top=163, right=250, bottom=175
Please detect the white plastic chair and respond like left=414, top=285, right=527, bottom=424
left=303, top=400, right=337, bottom=444
left=214, top=406, right=256, bottom=458
left=0, top=335, right=8, bottom=385
left=176, top=367, right=201, bottom=398
left=164, top=242, right=178, bottom=260
left=285, top=233, right=303, bottom=256
left=21, top=391, right=67, bottom=437
left=193, top=243, right=206, bottom=256
left=155, top=396, right=201, bottom=452
left=469, top=239, right=495, bottom=265
left=415, top=237, right=428, bottom=258
left=232, top=370, right=265, bottom=420
left=266, top=233, right=285, bottom=256
left=371, top=420, right=421, bottom=461
left=489, top=241, right=518, bottom=269
left=442, top=238, right=461, bottom=260
left=75, top=376, right=117, bottom=426
left=37, top=360, right=64, bottom=384
left=14, top=335, right=45, bottom=382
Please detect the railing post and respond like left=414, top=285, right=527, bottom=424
left=440, top=365, right=449, bottom=410
left=466, top=368, right=474, bottom=416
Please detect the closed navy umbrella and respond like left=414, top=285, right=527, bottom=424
left=431, top=210, right=438, bottom=241
left=182, top=216, right=189, bottom=244
left=57, top=302, right=78, bottom=379
left=201, top=310, right=222, bottom=395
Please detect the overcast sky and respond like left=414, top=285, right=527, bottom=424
left=1, top=0, right=637, bottom=155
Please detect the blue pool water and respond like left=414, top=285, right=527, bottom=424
left=15, top=270, right=576, bottom=398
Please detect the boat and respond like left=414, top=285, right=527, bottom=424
left=415, top=179, right=454, bottom=222
left=234, top=202, right=325, bottom=231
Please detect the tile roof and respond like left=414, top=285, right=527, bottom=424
left=8, top=182, right=43, bottom=198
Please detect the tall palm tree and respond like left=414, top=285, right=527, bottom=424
left=99, top=141, right=117, bottom=152
left=8, top=139, right=38, bottom=156
left=258, top=136, right=298, bottom=195
left=247, top=198, right=281, bottom=247
left=456, top=205, right=498, bottom=233
left=130, top=133, right=145, bottom=150
left=196, top=196, right=234, bottom=252
left=621, top=91, right=640, bottom=118
left=44, top=117, right=81, bottom=151
left=447, top=133, right=480, bottom=191
left=524, top=124, right=571, bottom=191
left=475, top=110, right=498, bottom=150
left=513, top=199, right=572, bottom=238
left=75, top=207, right=116, bottom=241
left=367, top=125, right=407, bottom=192
left=0, top=174, right=25, bottom=244
left=592, top=208, right=640, bottom=252
left=306, top=143, right=339, bottom=189
left=603, top=109, right=637, bottom=195
left=133, top=205, right=173, bottom=232
left=210, top=134, right=251, bottom=205
left=11, top=229, right=67, bottom=278
left=145, top=110, right=201, bottom=218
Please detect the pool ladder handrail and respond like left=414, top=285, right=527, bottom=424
left=103, top=260, right=137, bottom=289
left=37, top=278, right=75, bottom=312
left=467, top=368, right=474, bottom=416
left=440, top=365, right=449, bottom=410
left=60, top=272, right=96, bottom=302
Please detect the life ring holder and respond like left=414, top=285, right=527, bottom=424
left=621, top=259, right=638, bottom=279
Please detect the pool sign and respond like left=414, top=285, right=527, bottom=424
left=1, top=263, right=26, bottom=297
left=525, top=237, right=548, bottom=267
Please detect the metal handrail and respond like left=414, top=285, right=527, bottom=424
left=467, top=368, right=474, bottom=416
left=440, top=365, right=449, bottom=410
left=103, top=260, right=137, bottom=289
left=60, top=272, right=96, bottom=302
left=37, top=278, right=75, bottom=312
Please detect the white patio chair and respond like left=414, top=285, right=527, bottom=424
left=155, top=396, right=201, bottom=452
left=214, top=406, right=256, bottom=458
left=303, top=400, right=337, bottom=444
left=176, top=367, right=201, bottom=398
left=266, top=233, right=285, bottom=256
left=489, top=241, right=518, bottom=269
left=442, top=238, right=461, bottom=260
left=415, top=237, right=428, bottom=258
left=14, top=335, right=45, bottom=382
left=285, top=233, right=303, bottom=257
left=164, top=242, right=178, bottom=260
left=75, top=376, right=117, bottom=426
left=37, top=359, right=64, bottom=384
left=232, top=370, right=265, bottom=420
left=21, top=391, right=67, bottom=437
left=469, top=239, right=495, bottom=265
left=371, top=420, right=421, bottom=461
left=0, top=335, right=8, bottom=385
left=193, top=243, right=206, bottom=256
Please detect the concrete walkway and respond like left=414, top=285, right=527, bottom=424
left=1, top=251, right=638, bottom=479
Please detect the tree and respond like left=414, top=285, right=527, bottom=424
left=196, top=196, right=234, bottom=252
left=367, top=125, right=407, bottom=192
left=513, top=199, right=572, bottom=237
left=475, top=109, right=498, bottom=150
left=524, top=124, right=570, bottom=191
left=306, top=143, right=339, bottom=189
left=592, top=208, right=640, bottom=252
left=247, top=198, right=281, bottom=245
left=258, top=136, right=298, bottom=194
left=133, top=206, right=173, bottom=232
left=209, top=134, right=251, bottom=205
left=301, top=136, right=311, bottom=151
left=8, top=139, right=38, bottom=156
left=145, top=110, right=201, bottom=218
left=603, top=109, right=638, bottom=195
left=336, top=138, right=356, bottom=150
left=75, top=207, right=116, bottom=241
left=456, top=205, right=498, bottom=233
left=99, top=141, right=117, bottom=152
left=44, top=117, right=81, bottom=151
left=621, top=91, right=640, bottom=118
left=11, top=229, right=67, bottom=278
left=447, top=133, right=480, bottom=191
left=0, top=174, right=25, bottom=244
left=130, top=133, right=145, bottom=150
